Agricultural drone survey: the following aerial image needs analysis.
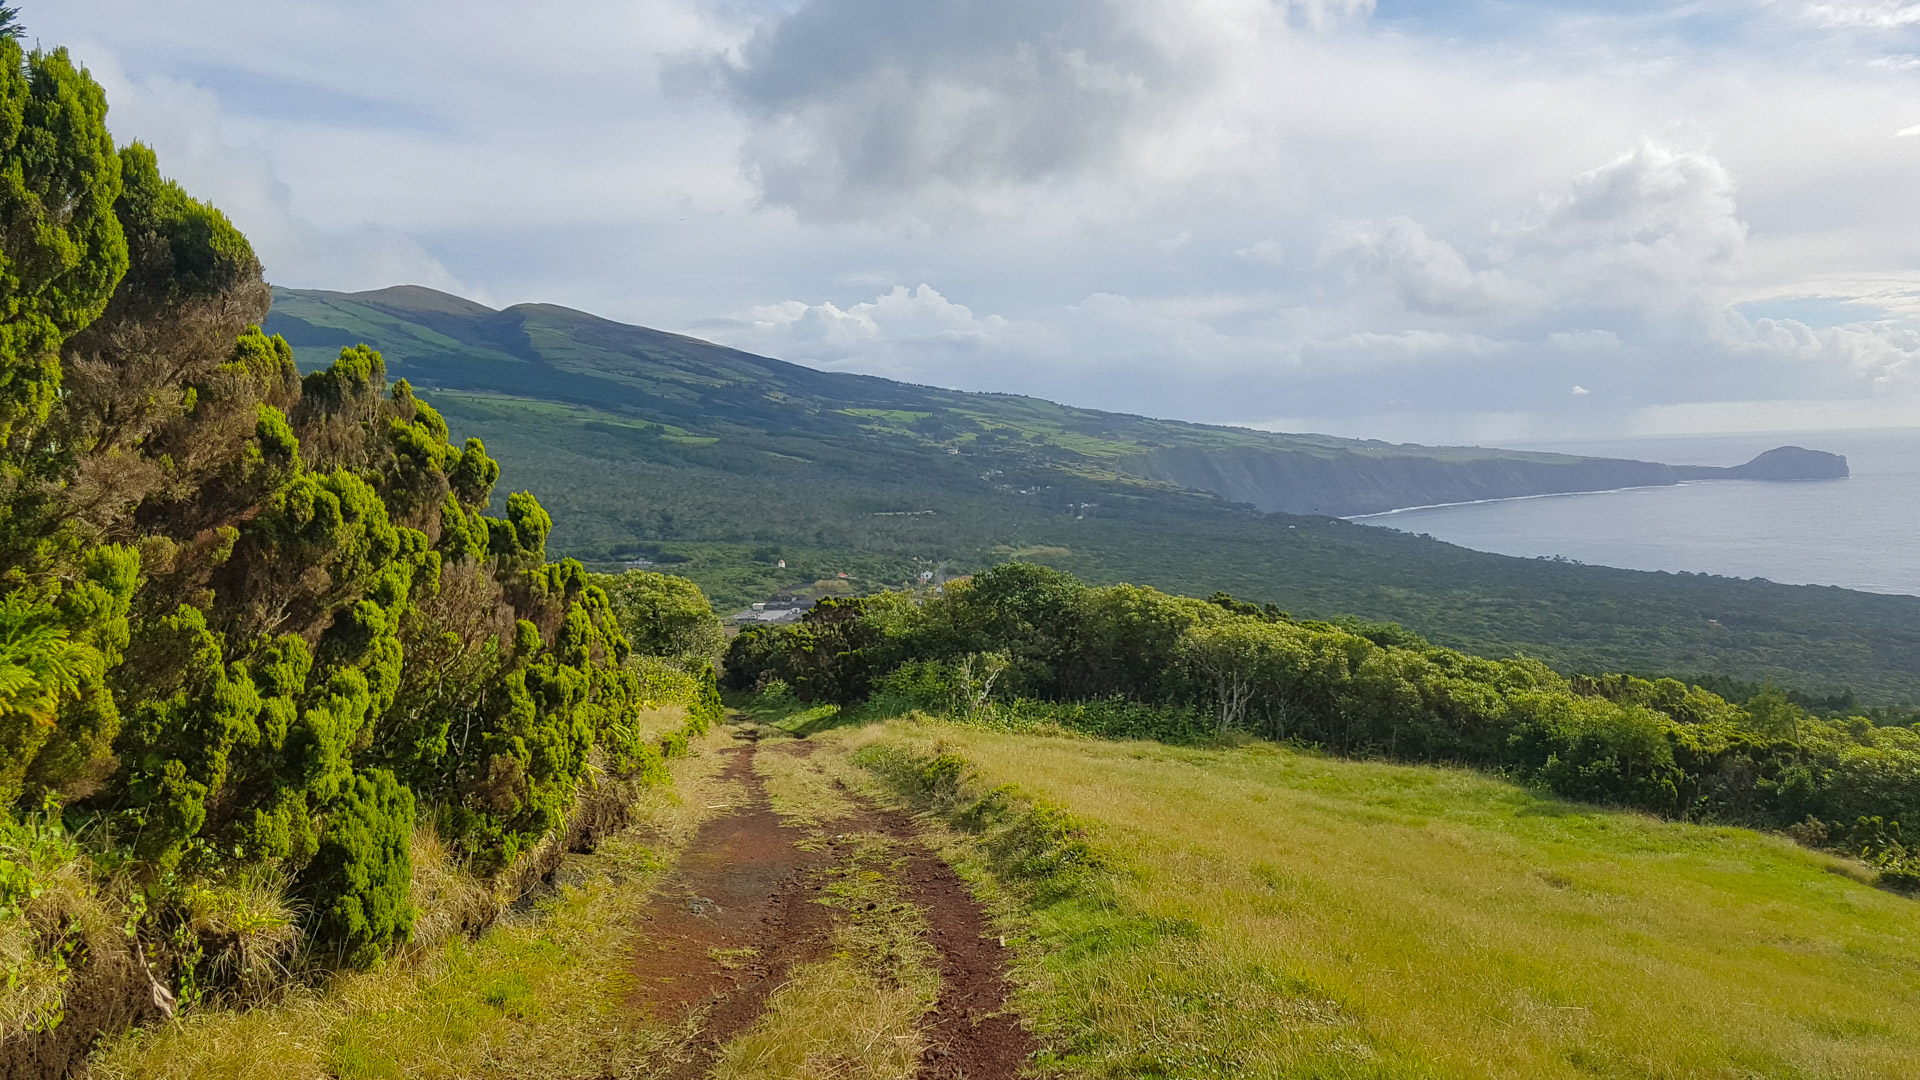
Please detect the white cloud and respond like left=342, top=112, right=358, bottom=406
left=1549, top=329, right=1623, bottom=352
left=1733, top=316, right=1920, bottom=391
left=1508, top=143, right=1747, bottom=314
left=1804, top=2, right=1920, bottom=29
left=77, top=51, right=465, bottom=293
left=745, top=284, right=1014, bottom=362
left=1236, top=240, right=1286, bottom=265
left=28, top=0, right=1920, bottom=442
left=1314, top=143, right=1747, bottom=326
left=1321, top=216, right=1523, bottom=317
left=1571, top=385, right=1591, bottom=396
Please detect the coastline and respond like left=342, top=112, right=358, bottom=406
left=1336, top=431, right=1915, bottom=597
left=1343, top=480, right=1715, bottom=521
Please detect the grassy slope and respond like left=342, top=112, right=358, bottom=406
left=837, top=718, right=1920, bottom=1080
left=261, top=287, right=1920, bottom=702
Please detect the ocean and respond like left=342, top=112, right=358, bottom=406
left=1350, top=428, right=1920, bottom=597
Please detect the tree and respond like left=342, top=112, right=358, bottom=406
left=938, top=562, right=1084, bottom=695
left=953, top=650, right=1009, bottom=718
left=1744, top=686, right=1806, bottom=744
left=0, top=595, right=104, bottom=804
left=0, top=7, right=22, bottom=41
left=598, top=569, right=721, bottom=661
left=1179, top=621, right=1266, bottom=733
left=0, top=41, right=127, bottom=447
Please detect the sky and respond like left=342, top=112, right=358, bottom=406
left=30, top=0, right=1920, bottom=445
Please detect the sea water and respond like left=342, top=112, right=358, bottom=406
left=1351, top=428, right=1920, bottom=596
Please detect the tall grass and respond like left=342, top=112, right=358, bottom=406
left=837, top=718, right=1920, bottom=1080
left=0, top=813, right=106, bottom=1039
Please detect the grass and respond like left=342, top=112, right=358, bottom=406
left=90, top=725, right=743, bottom=1080
left=825, top=717, right=1920, bottom=1080
left=752, top=735, right=858, bottom=831
left=629, top=702, right=694, bottom=741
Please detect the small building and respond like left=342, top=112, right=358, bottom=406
left=729, top=606, right=805, bottom=625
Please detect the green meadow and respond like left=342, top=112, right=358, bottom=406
left=834, top=718, right=1920, bottom=1079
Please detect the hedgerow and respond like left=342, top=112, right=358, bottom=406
left=733, top=563, right=1920, bottom=888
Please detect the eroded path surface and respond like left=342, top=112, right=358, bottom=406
left=878, top=822, right=1034, bottom=1080
left=627, top=733, right=836, bottom=1078
left=627, top=728, right=1033, bottom=1080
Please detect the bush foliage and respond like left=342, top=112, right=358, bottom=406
left=0, top=34, right=727, bottom=1038
left=730, top=563, right=1920, bottom=883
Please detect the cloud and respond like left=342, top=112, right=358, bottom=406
left=1804, top=2, right=1920, bottom=29
left=1508, top=143, right=1747, bottom=314
left=715, top=282, right=1304, bottom=416
left=1236, top=240, right=1286, bottom=265
left=1317, top=144, right=1748, bottom=330
left=1733, top=316, right=1920, bottom=392
left=1320, top=217, right=1522, bottom=317
left=715, top=0, right=1373, bottom=222
left=1549, top=329, right=1623, bottom=352
left=744, top=284, right=1015, bottom=363
left=77, top=50, right=466, bottom=293
left=716, top=134, right=1916, bottom=431
left=33, top=0, right=1920, bottom=442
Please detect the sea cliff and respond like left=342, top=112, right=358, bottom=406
left=1121, top=445, right=1848, bottom=517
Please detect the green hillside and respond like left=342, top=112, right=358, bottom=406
left=264, top=286, right=1561, bottom=467
left=264, top=286, right=1920, bottom=702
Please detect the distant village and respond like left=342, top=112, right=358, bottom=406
left=726, top=564, right=970, bottom=624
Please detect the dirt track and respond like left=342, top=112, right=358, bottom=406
left=627, top=731, right=1033, bottom=1079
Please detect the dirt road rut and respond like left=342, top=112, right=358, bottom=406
left=628, top=732, right=1033, bottom=1079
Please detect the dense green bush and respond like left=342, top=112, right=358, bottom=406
left=0, top=34, right=730, bottom=1042
left=300, top=769, right=415, bottom=968
left=736, top=563, right=1920, bottom=882
left=596, top=569, right=723, bottom=663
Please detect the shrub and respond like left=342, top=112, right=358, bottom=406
left=597, top=569, right=723, bottom=662
left=770, top=568, right=1920, bottom=870
left=298, top=769, right=416, bottom=969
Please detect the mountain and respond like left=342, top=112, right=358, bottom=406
left=263, top=285, right=1920, bottom=701
left=265, top=286, right=1841, bottom=518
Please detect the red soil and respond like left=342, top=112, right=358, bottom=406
left=627, top=731, right=1033, bottom=1079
